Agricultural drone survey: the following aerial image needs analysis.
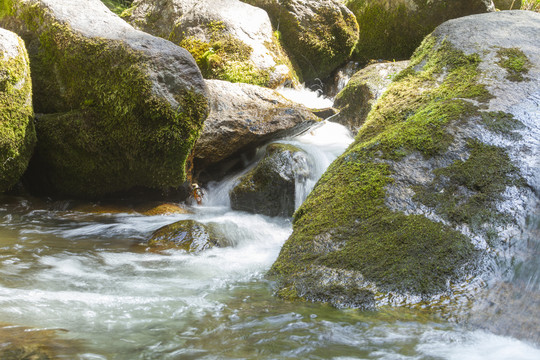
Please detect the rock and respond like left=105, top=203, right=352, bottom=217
left=0, top=0, right=208, bottom=198
left=192, top=80, right=318, bottom=179
left=230, top=143, right=312, bottom=217
left=147, top=219, right=226, bottom=251
left=0, top=28, right=35, bottom=193
left=331, top=60, right=410, bottom=133
left=493, top=0, right=521, bottom=9
left=242, top=0, right=359, bottom=82
left=344, top=0, right=495, bottom=63
left=125, top=0, right=297, bottom=88
left=269, top=11, right=540, bottom=309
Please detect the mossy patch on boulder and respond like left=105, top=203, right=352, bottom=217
left=0, top=28, right=35, bottom=193
left=0, top=0, right=208, bottom=198
left=269, top=11, right=539, bottom=309
left=243, top=0, right=359, bottom=82
left=125, top=0, right=297, bottom=88
left=344, top=0, right=494, bottom=63
left=230, top=143, right=312, bottom=217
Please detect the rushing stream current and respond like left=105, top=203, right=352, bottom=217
left=1, top=90, right=539, bottom=359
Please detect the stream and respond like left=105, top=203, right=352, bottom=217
left=1, top=89, right=539, bottom=359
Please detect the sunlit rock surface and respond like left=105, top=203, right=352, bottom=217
left=192, top=80, right=318, bottom=180
left=125, top=0, right=297, bottom=88
left=269, top=11, right=540, bottom=310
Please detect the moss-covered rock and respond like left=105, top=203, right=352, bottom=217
left=0, top=28, right=35, bottom=193
left=344, top=0, right=495, bottom=63
left=269, top=11, right=540, bottom=309
left=230, top=143, right=312, bottom=217
left=242, top=0, right=359, bottom=82
left=193, top=80, right=318, bottom=180
left=332, top=60, right=410, bottom=133
left=147, top=219, right=226, bottom=252
left=0, top=0, right=208, bottom=198
left=125, top=0, right=297, bottom=88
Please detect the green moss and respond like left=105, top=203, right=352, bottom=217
left=413, top=140, right=522, bottom=238
left=270, top=35, right=492, bottom=302
left=7, top=2, right=208, bottom=197
left=246, top=0, right=359, bottom=81
left=175, top=21, right=270, bottom=87
left=99, top=0, right=133, bottom=16
left=480, top=111, right=524, bottom=139
left=496, top=47, right=531, bottom=82
left=0, top=35, right=36, bottom=192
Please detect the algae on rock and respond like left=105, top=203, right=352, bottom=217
left=269, top=11, right=539, bottom=309
left=0, top=28, right=35, bottom=193
left=0, top=0, right=208, bottom=198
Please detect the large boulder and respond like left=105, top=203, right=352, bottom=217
left=192, top=80, right=318, bottom=180
left=0, top=0, right=208, bottom=198
left=242, top=0, right=359, bottom=82
left=147, top=219, right=226, bottom=252
left=125, top=0, right=297, bottom=88
left=230, top=143, right=312, bottom=217
left=344, top=0, right=495, bottom=63
left=269, top=11, right=540, bottom=309
left=331, top=60, right=410, bottom=133
left=0, top=28, right=35, bottom=192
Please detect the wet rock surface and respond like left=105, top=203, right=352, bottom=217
left=230, top=143, right=312, bottom=217
left=147, top=219, right=227, bottom=252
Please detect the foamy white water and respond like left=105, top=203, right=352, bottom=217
left=277, top=85, right=334, bottom=109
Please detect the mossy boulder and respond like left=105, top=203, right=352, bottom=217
left=332, top=60, right=410, bottom=133
left=242, top=0, right=359, bottom=82
left=269, top=11, right=540, bottom=309
left=192, top=80, right=318, bottom=180
left=344, top=0, right=495, bottom=63
left=230, top=143, right=312, bottom=217
left=0, top=28, right=35, bottom=193
left=147, top=219, right=226, bottom=252
left=0, top=0, right=208, bottom=198
left=125, top=0, right=297, bottom=88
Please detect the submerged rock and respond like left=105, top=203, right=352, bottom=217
left=269, top=11, right=540, bottom=309
left=0, top=28, right=35, bottom=193
left=230, top=143, right=312, bottom=217
left=147, top=219, right=226, bottom=252
left=0, top=0, right=208, bottom=198
left=193, top=80, right=318, bottom=179
left=344, top=0, right=495, bottom=63
left=332, top=60, right=410, bottom=133
left=243, top=0, right=359, bottom=82
left=125, top=0, right=297, bottom=88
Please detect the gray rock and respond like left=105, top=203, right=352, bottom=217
left=242, top=0, right=359, bottom=82
left=230, top=143, right=312, bottom=217
left=331, top=60, right=410, bottom=133
left=147, top=219, right=226, bottom=252
left=0, top=27, right=35, bottom=192
left=269, top=11, right=540, bottom=310
left=345, top=0, right=495, bottom=62
left=0, top=0, right=208, bottom=198
left=192, top=80, right=318, bottom=178
left=126, top=0, right=296, bottom=88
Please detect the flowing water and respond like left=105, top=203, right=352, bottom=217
left=0, top=90, right=539, bottom=359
